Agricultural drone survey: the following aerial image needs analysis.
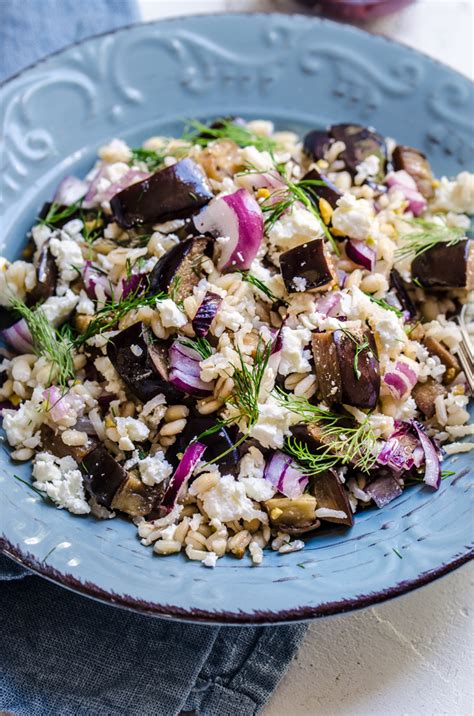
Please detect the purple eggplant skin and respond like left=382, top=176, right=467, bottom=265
left=389, top=268, right=417, bottom=319
left=330, top=124, right=387, bottom=182
left=301, top=168, right=342, bottom=209
left=365, top=472, right=403, bottom=509
left=111, top=158, right=213, bottom=229
left=147, top=236, right=211, bottom=303
left=111, top=473, right=165, bottom=518
left=107, top=322, right=180, bottom=402
left=171, top=417, right=239, bottom=473
left=82, top=445, right=128, bottom=507
left=412, top=240, right=474, bottom=290
left=310, top=469, right=354, bottom=527
left=27, top=245, right=58, bottom=306
left=392, top=145, right=434, bottom=199
left=279, top=240, right=335, bottom=294
left=312, top=327, right=380, bottom=409
left=303, top=129, right=331, bottom=162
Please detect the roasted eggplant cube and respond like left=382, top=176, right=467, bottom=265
left=310, top=470, right=353, bottom=526
left=279, top=240, right=335, bottom=294
left=412, top=378, right=447, bottom=419
left=82, top=445, right=128, bottom=507
left=412, top=240, right=473, bottom=290
left=111, top=158, right=213, bottom=229
left=423, top=336, right=461, bottom=384
left=172, top=417, right=239, bottom=473
left=27, top=245, right=58, bottom=306
left=365, top=472, right=403, bottom=509
left=40, top=425, right=97, bottom=463
left=107, top=322, right=178, bottom=402
left=148, top=236, right=210, bottom=302
left=330, top=124, right=386, bottom=182
left=111, top=473, right=162, bottom=517
left=312, top=327, right=380, bottom=409
left=302, top=129, right=331, bottom=162
left=392, top=145, right=434, bottom=199
left=301, top=168, right=342, bottom=209
left=265, top=495, right=318, bottom=534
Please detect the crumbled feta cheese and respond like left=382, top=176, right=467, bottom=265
left=109, top=417, right=150, bottom=452
left=202, top=552, right=218, bottom=568
left=238, top=446, right=276, bottom=501
left=3, top=386, right=45, bottom=447
left=32, top=452, right=90, bottom=514
left=76, top=290, right=95, bottom=315
left=354, top=155, right=380, bottom=185
left=155, top=298, right=187, bottom=328
left=49, top=237, right=85, bottom=283
left=292, top=276, right=307, bottom=292
left=138, top=451, right=173, bottom=486
left=94, top=356, right=125, bottom=396
left=433, top=171, right=474, bottom=214
left=268, top=204, right=323, bottom=258
left=199, top=474, right=267, bottom=523
left=332, top=194, right=377, bottom=241
left=250, top=395, right=300, bottom=449
left=278, top=326, right=312, bottom=376
left=41, top=289, right=79, bottom=326
left=240, top=145, right=274, bottom=171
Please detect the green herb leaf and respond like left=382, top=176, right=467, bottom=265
left=238, top=271, right=285, bottom=304
left=180, top=336, right=213, bottom=360
left=183, top=119, right=278, bottom=153
left=9, top=297, right=75, bottom=389
left=365, top=293, right=403, bottom=318
left=392, top=548, right=403, bottom=559
left=395, top=218, right=466, bottom=262
left=130, top=147, right=165, bottom=171
left=39, top=201, right=82, bottom=227
left=13, top=474, right=48, bottom=501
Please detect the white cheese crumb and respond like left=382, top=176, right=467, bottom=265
left=138, top=451, right=173, bottom=486
left=155, top=298, right=187, bottom=328
left=130, top=343, right=143, bottom=357
left=332, top=193, right=376, bottom=241
left=32, top=452, right=90, bottom=514
left=292, top=276, right=307, bottom=292
left=199, top=474, right=267, bottom=524
left=202, top=552, right=218, bottom=568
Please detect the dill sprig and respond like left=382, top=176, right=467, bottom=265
left=81, top=210, right=104, bottom=246
left=183, top=119, right=278, bottom=153
left=365, top=293, right=403, bottom=318
left=238, top=270, right=285, bottom=304
left=73, top=285, right=167, bottom=346
left=180, top=336, right=213, bottom=360
left=13, top=474, right=48, bottom=501
left=261, top=177, right=340, bottom=255
left=395, top=218, right=466, bottom=262
left=275, top=390, right=379, bottom=475
left=39, top=201, right=82, bottom=228
left=339, top=328, right=370, bottom=380
left=10, top=298, right=75, bottom=389
left=130, top=147, right=166, bottom=172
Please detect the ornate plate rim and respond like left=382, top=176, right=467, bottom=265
left=1, top=12, right=473, bottom=624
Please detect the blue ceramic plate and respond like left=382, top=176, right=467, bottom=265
left=1, top=13, right=473, bottom=624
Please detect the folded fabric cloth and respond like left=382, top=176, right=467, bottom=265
left=0, top=2, right=307, bottom=714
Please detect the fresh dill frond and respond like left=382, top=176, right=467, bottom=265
left=395, top=218, right=466, bottom=262
left=130, top=147, right=166, bottom=172
left=9, top=298, right=75, bottom=389
left=180, top=336, right=213, bottom=360
left=183, top=119, right=278, bottom=153
left=238, top=271, right=285, bottom=304
left=261, top=176, right=340, bottom=255
left=13, top=474, right=48, bottom=501
left=169, top=275, right=182, bottom=304
left=276, top=390, right=379, bottom=475
left=339, top=328, right=370, bottom=380
left=81, top=210, right=104, bottom=246
left=73, top=285, right=167, bottom=346
left=39, top=201, right=82, bottom=228
left=365, top=293, right=403, bottom=318
left=392, top=548, right=403, bottom=559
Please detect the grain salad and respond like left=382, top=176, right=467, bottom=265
left=1, top=118, right=473, bottom=567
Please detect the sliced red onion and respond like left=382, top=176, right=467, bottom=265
left=314, top=291, right=342, bottom=317
left=83, top=166, right=106, bottom=207
left=192, top=291, right=222, bottom=337
left=411, top=420, right=442, bottom=489
left=113, top=272, right=146, bottom=301
left=264, top=451, right=308, bottom=498
left=42, top=386, right=69, bottom=422
left=365, top=474, right=403, bottom=508
left=396, top=360, right=417, bottom=387
left=268, top=324, right=284, bottom=374
left=1, top=319, right=33, bottom=353
left=346, top=239, right=376, bottom=271
left=383, top=360, right=417, bottom=400
left=236, top=170, right=286, bottom=195
left=169, top=339, right=215, bottom=396
left=160, top=442, right=206, bottom=513
left=377, top=421, right=420, bottom=472
left=386, top=171, right=427, bottom=216
left=337, top=269, right=347, bottom=288
left=83, top=261, right=112, bottom=300
left=53, top=176, right=88, bottom=206
left=193, top=188, right=263, bottom=271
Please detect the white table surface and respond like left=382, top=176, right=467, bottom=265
left=138, top=2, right=473, bottom=714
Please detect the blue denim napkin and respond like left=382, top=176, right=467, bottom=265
left=0, top=2, right=307, bottom=714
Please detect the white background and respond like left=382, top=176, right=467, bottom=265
left=138, top=2, right=473, bottom=714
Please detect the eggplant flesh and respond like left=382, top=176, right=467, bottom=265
left=423, top=336, right=460, bottom=384
left=40, top=425, right=97, bottom=463
left=265, top=495, right=318, bottom=534
left=330, top=124, right=386, bottom=182
left=279, top=240, right=335, bottom=294
left=412, top=240, right=473, bottom=290
left=310, top=470, right=353, bottom=526
left=27, top=246, right=58, bottom=306
left=312, top=327, right=380, bottom=409
left=302, top=130, right=331, bottom=162
left=107, top=322, right=179, bottom=402
left=301, top=168, right=342, bottom=208
left=82, top=445, right=128, bottom=507
left=392, top=145, right=434, bottom=199
left=147, top=236, right=211, bottom=302
left=412, top=378, right=447, bottom=419
left=111, top=473, right=163, bottom=517
left=111, top=158, right=213, bottom=229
